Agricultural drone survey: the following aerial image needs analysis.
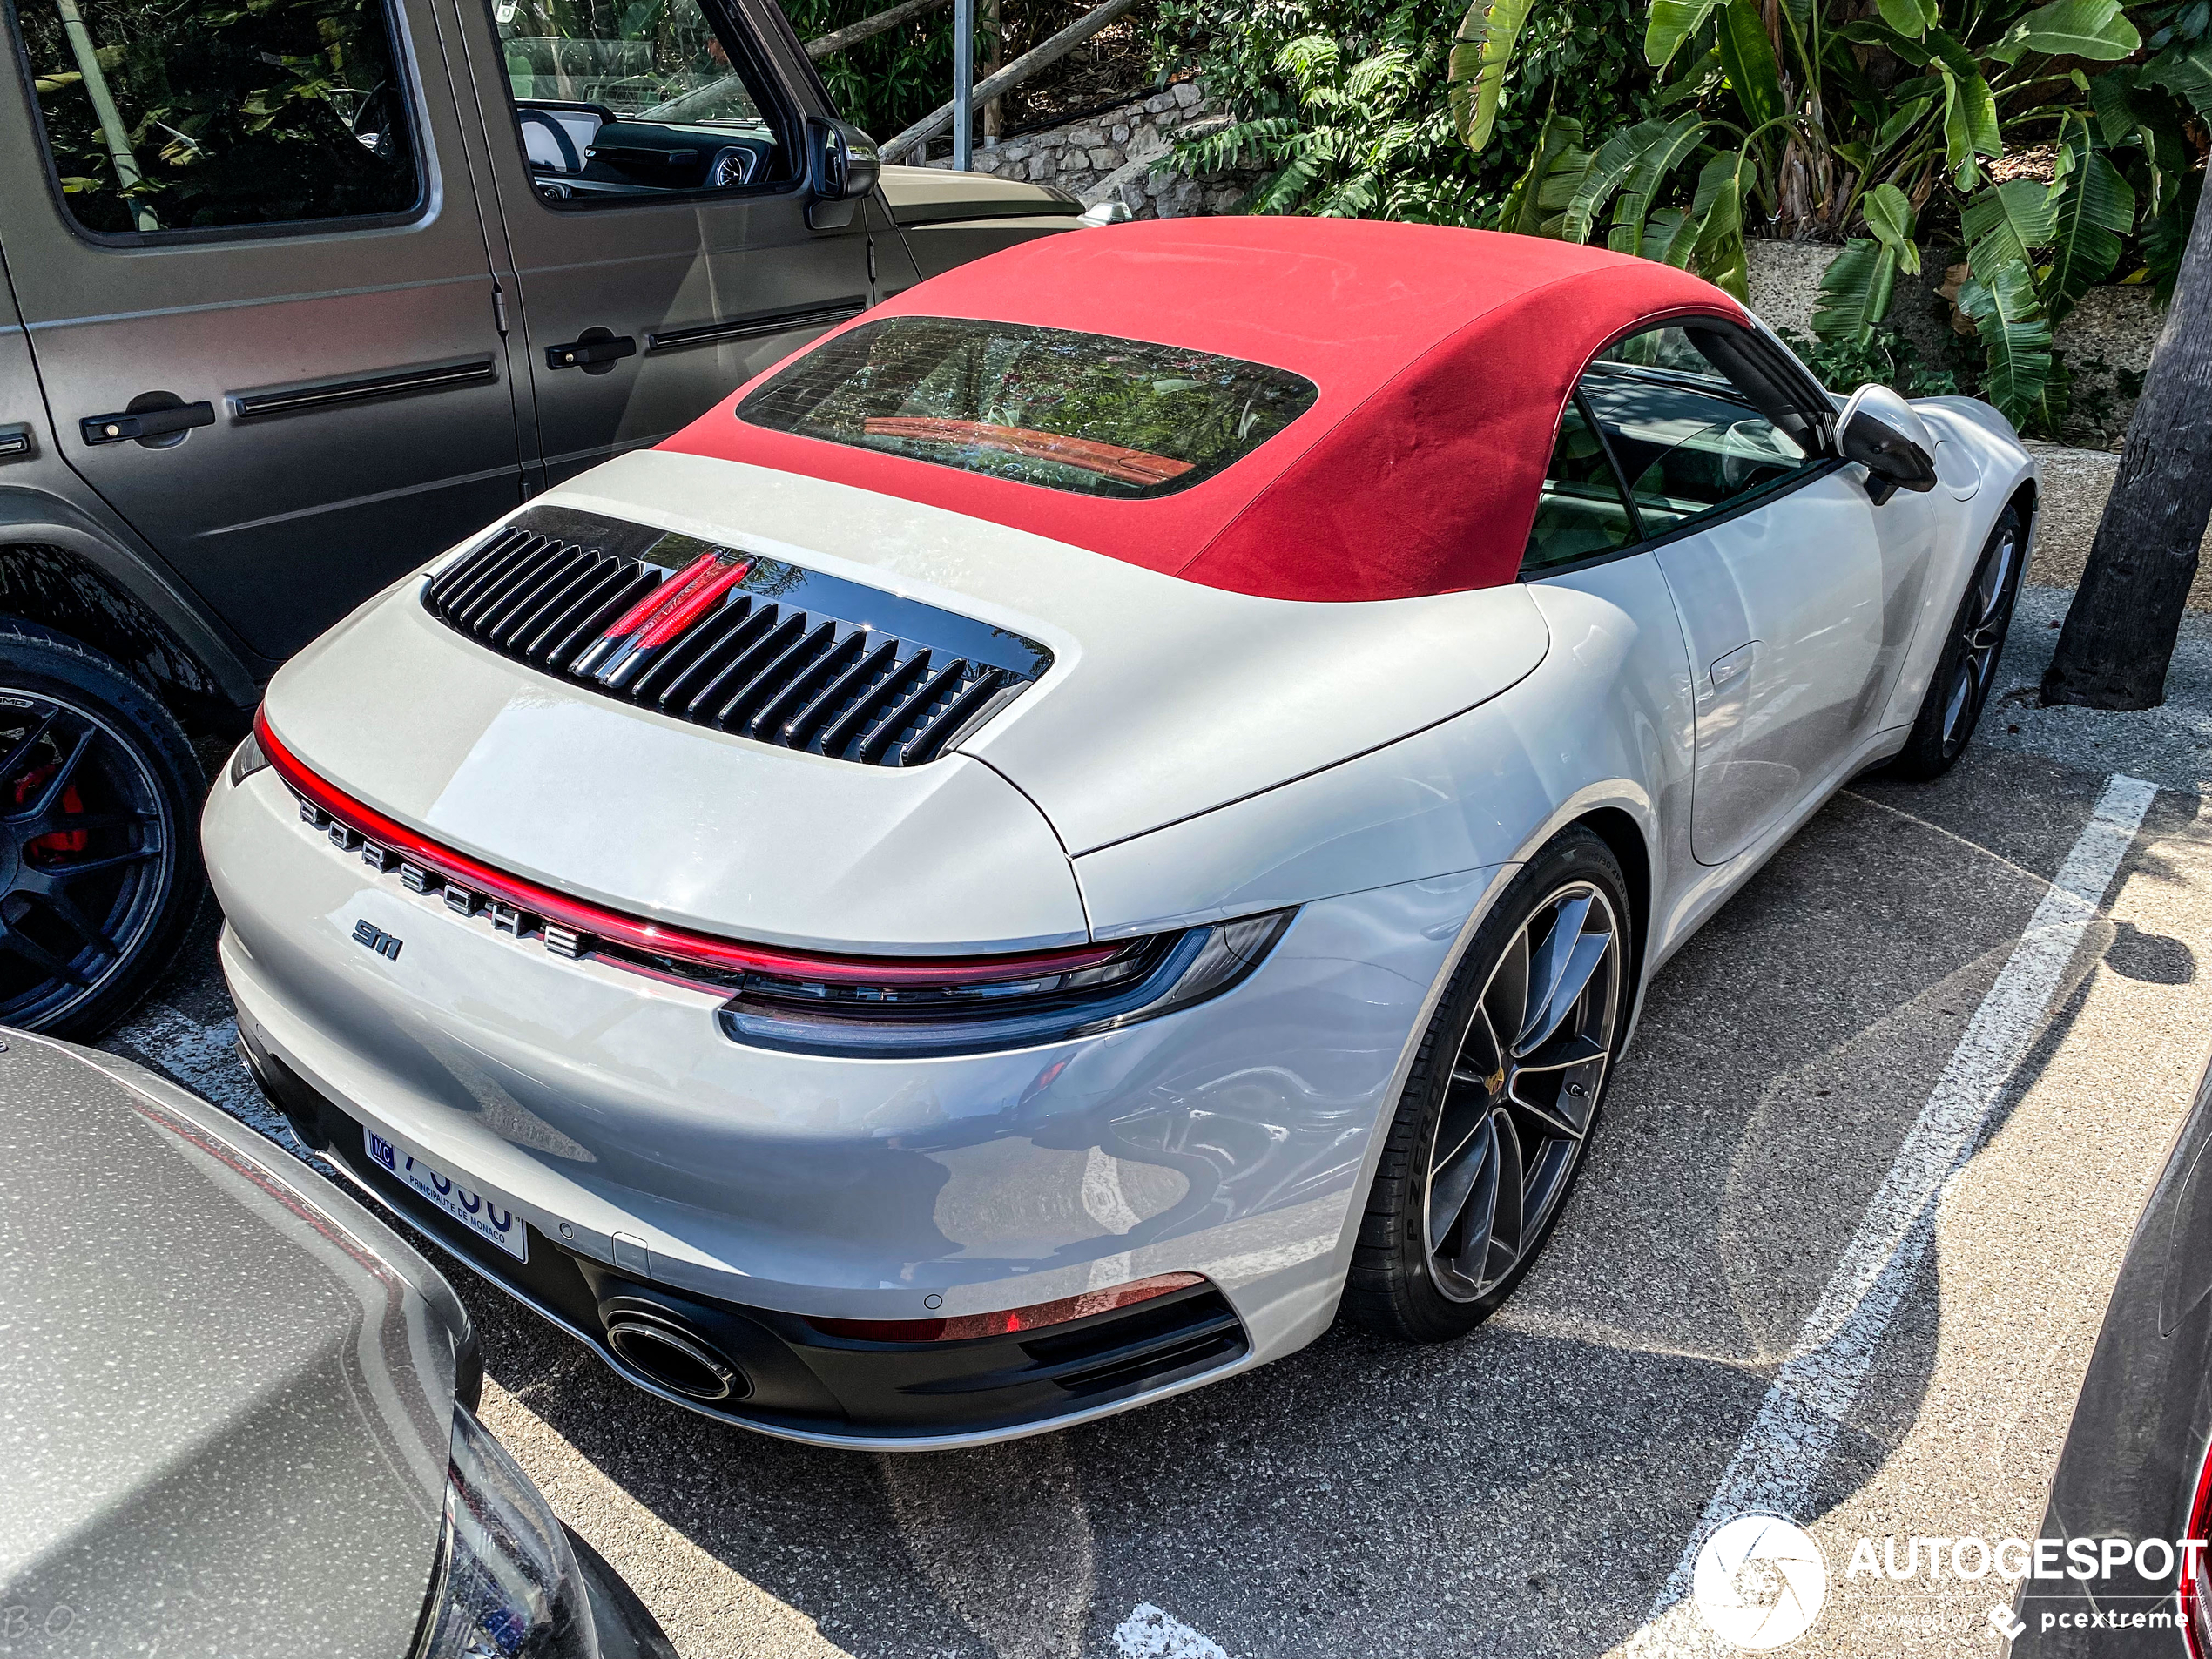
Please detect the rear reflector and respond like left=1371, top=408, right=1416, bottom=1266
left=806, top=1273, right=1207, bottom=1345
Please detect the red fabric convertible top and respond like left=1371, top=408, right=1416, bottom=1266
left=659, top=218, right=1746, bottom=602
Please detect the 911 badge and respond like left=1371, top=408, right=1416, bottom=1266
left=351, top=918, right=402, bottom=961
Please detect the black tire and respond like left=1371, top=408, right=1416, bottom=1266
left=0, top=618, right=202, bottom=1036
left=1886, top=503, right=2026, bottom=782
left=1344, top=826, right=1632, bottom=1342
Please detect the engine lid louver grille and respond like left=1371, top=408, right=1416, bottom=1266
left=421, top=504, right=1051, bottom=767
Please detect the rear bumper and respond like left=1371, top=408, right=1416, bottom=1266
left=206, top=761, right=1475, bottom=1444
left=249, top=1035, right=1250, bottom=1446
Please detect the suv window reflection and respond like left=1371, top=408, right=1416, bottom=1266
left=13, top=0, right=419, bottom=237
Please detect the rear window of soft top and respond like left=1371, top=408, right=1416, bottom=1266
left=735, top=316, right=1318, bottom=500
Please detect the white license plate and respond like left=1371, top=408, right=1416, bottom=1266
left=366, top=1130, right=528, bottom=1263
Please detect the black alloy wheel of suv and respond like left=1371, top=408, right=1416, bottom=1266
left=0, top=618, right=202, bottom=1036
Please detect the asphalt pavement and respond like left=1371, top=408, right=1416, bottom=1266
left=100, top=584, right=2212, bottom=1659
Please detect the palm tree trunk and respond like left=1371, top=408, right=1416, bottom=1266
left=2040, top=194, right=2212, bottom=710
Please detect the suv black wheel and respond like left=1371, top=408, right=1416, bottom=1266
left=1344, top=826, right=1630, bottom=1342
left=0, top=619, right=202, bottom=1036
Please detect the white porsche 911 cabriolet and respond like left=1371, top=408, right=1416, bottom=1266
left=206, top=217, right=2033, bottom=1447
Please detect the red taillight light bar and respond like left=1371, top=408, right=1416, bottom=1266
left=252, top=711, right=1126, bottom=988
left=2184, top=1430, right=2212, bottom=1656
left=806, top=1272, right=1206, bottom=1345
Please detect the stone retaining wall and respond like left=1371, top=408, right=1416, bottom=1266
left=927, top=80, right=1250, bottom=217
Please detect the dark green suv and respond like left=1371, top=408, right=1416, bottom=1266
left=0, top=0, right=1082, bottom=1033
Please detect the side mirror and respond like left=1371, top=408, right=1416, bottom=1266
left=1837, top=383, right=1939, bottom=505
left=806, top=117, right=879, bottom=231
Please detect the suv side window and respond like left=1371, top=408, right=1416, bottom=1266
left=1522, top=395, right=1640, bottom=576
left=10, top=0, right=420, bottom=238
left=1579, top=323, right=1817, bottom=538
left=488, top=0, right=792, bottom=204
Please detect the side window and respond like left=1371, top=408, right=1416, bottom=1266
left=11, top=0, right=419, bottom=237
left=1580, top=324, right=1817, bottom=537
left=1522, top=395, right=1639, bottom=575
left=489, top=0, right=792, bottom=203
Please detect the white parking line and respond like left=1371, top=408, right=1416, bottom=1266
left=1112, top=1602, right=1230, bottom=1659
left=1622, top=772, right=2159, bottom=1658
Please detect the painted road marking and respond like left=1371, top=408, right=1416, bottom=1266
left=1113, top=1602, right=1230, bottom=1659
left=1622, top=772, right=2159, bottom=1657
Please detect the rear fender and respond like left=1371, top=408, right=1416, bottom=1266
left=0, top=487, right=262, bottom=707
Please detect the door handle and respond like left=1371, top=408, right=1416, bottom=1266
left=544, top=333, right=637, bottom=371
left=1710, top=643, right=1757, bottom=691
left=80, top=401, right=215, bottom=446
left=0, top=424, right=32, bottom=462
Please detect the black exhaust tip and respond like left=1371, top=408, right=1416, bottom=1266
left=600, top=1296, right=752, bottom=1402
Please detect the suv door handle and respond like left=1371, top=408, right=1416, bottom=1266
left=544, top=334, right=637, bottom=371
left=80, top=401, right=215, bottom=445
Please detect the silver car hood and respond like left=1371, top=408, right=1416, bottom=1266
left=264, top=450, right=1546, bottom=954
left=0, top=1035, right=457, bottom=1659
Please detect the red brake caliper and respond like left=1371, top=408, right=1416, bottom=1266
left=11, top=761, right=87, bottom=858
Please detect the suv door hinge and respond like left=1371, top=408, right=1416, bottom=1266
left=492, top=283, right=509, bottom=337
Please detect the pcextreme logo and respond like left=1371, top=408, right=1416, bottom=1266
left=1692, top=1515, right=1830, bottom=1649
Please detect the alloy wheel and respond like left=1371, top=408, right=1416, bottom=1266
left=0, top=691, right=172, bottom=1028
left=1939, top=520, right=2020, bottom=758
left=1423, top=882, right=1622, bottom=1303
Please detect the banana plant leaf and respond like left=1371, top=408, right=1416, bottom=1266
left=1873, top=95, right=1935, bottom=152
left=1642, top=204, right=1699, bottom=265
left=1605, top=111, right=1710, bottom=251
left=2087, top=63, right=2141, bottom=144
left=1811, top=239, right=1900, bottom=341
left=1501, top=111, right=1588, bottom=234
left=1957, top=263, right=2054, bottom=420
left=1646, top=0, right=1723, bottom=69
left=1938, top=62, right=2002, bottom=185
left=1838, top=19, right=1932, bottom=62
left=1716, top=0, right=1787, bottom=128
left=1563, top=111, right=1704, bottom=244
left=2040, top=144, right=2134, bottom=318
left=1987, top=0, right=2141, bottom=63
left=1873, top=0, right=1931, bottom=38
left=1862, top=180, right=1921, bottom=273
left=1447, top=0, right=1539, bottom=152
left=2141, top=172, right=2205, bottom=303
left=2147, top=43, right=2212, bottom=116
left=1965, top=176, right=2060, bottom=274
left=1687, top=151, right=1749, bottom=298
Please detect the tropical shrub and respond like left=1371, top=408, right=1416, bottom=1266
left=785, top=0, right=961, bottom=140
left=1457, top=0, right=2210, bottom=426
left=1775, top=326, right=1963, bottom=395
left=1157, top=0, right=1656, bottom=225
